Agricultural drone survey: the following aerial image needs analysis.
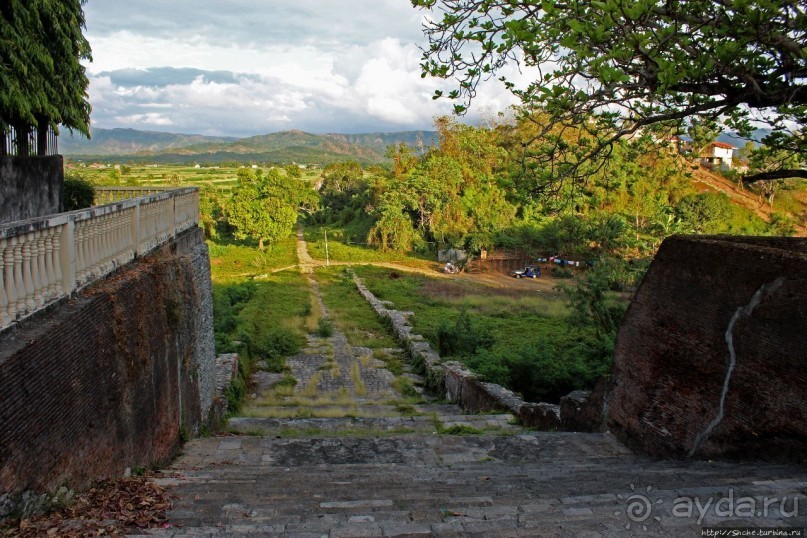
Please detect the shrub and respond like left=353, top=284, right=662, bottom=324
left=317, top=317, right=335, bottom=337
left=63, top=172, right=96, bottom=211
left=253, top=327, right=305, bottom=371
left=436, top=307, right=494, bottom=357
left=551, top=266, right=573, bottom=278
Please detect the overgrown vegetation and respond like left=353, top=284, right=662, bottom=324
left=210, top=239, right=310, bottom=413
left=313, top=268, right=398, bottom=349
left=304, top=117, right=800, bottom=262
left=354, top=264, right=626, bottom=402
left=64, top=109, right=803, bottom=413
left=62, top=171, right=95, bottom=211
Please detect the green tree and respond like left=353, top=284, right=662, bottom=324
left=284, top=164, right=302, bottom=179
left=0, top=1, right=92, bottom=143
left=413, top=0, right=806, bottom=184
left=366, top=191, right=418, bottom=252
left=225, top=168, right=315, bottom=250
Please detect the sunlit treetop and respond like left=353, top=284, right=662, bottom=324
left=412, top=0, right=806, bottom=183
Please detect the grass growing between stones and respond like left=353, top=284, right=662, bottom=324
left=350, top=363, right=367, bottom=396
left=373, top=349, right=404, bottom=376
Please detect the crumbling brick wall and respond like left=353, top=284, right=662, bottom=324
left=0, top=227, right=215, bottom=516
left=606, top=235, right=807, bottom=461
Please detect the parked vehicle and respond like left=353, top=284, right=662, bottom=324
left=511, top=265, right=541, bottom=278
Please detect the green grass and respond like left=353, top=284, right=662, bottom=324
left=303, top=224, right=435, bottom=268
left=208, top=236, right=298, bottom=283
left=352, top=265, right=614, bottom=403
left=212, top=269, right=311, bottom=414
left=313, top=267, right=398, bottom=349
left=351, top=265, right=569, bottom=358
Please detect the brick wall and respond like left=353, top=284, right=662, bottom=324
left=0, top=227, right=215, bottom=517
left=606, top=235, right=807, bottom=461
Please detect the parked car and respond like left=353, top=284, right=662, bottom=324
left=511, top=265, right=541, bottom=278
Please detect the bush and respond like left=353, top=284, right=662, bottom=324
left=466, top=337, right=610, bottom=403
left=213, top=281, right=257, bottom=353
left=252, top=327, right=305, bottom=371
left=63, top=172, right=96, bottom=211
left=551, top=266, right=574, bottom=278
left=317, top=317, right=334, bottom=337
left=436, top=308, right=494, bottom=357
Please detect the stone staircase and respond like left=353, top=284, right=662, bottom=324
left=133, top=279, right=807, bottom=537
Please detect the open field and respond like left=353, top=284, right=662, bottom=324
left=65, top=162, right=322, bottom=193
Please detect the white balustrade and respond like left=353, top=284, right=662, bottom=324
left=0, top=187, right=199, bottom=331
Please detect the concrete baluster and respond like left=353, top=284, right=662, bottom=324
left=113, top=211, right=123, bottom=266
left=95, top=215, right=103, bottom=272
left=87, top=217, right=99, bottom=278
left=81, top=218, right=92, bottom=282
left=138, top=203, right=148, bottom=253
left=75, top=220, right=86, bottom=282
left=43, top=228, right=57, bottom=300
left=51, top=226, right=64, bottom=295
left=101, top=214, right=111, bottom=272
left=26, top=232, right=41, bottom=308
left=36, top=230, right=49, bottom=305
left=4, top=237, right=17, bottom=320
left=21, top=235, right=36, bottom=313
left=110, top=213, right=119, bottom=266
left=0, top=238, right=11, bottom=327
left=60, top=221, right=76, bottom=295
left=40, top=230, right=52, bottom=302
left=131, top=203, right=141, bottom=257
left=30, top=230, right=44, bottom=308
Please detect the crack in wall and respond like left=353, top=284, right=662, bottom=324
left=687, top=276, right=785, bottom=458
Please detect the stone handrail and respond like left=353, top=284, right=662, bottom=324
left=0, top=187, right=199, bottom=331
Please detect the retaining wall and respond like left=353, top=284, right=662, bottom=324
left=0, top=227, right=216, bottom=518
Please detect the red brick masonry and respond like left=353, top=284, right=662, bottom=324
left=0, top=230, right=208, bottom=506
left=607, top=235, right=807, bottom=461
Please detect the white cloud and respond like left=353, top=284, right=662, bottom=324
left=82, top=2, right=528, bottom=136
left=115, top=113, right=174, bottom=126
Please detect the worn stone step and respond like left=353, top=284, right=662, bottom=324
left=146, top=431, right=807, bottom=536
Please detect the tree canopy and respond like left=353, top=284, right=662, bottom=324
left=225, top=168, right=318, bottom=249
left=412, top=0, right=806, bottom=183
left=0, top=0, right=92, bottom=136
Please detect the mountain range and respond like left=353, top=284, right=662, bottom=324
left=60, top=128, right=440, bottom=165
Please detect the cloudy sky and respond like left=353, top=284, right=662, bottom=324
left=82, top=1, right=527, bottom=137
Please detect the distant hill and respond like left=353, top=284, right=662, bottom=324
left=716, top=129, right=772, bottom=149
left=61, top=128, right=439, bottom=165
left=60, top=128, right=238, bottom=155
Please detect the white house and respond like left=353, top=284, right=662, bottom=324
left=700, top=141, right=736, bottom=168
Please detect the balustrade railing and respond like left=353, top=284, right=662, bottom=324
left=0, top=187, right=200, bottom=331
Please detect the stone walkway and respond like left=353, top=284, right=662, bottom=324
left=133, top=236, right=807, bottom=537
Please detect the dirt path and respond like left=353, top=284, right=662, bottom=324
left=294, top=225, right=563, bottom=292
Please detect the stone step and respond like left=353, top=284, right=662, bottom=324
left=145, top=432, right=807, bottom=536
left=227, top=415, right=522, bottom=436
